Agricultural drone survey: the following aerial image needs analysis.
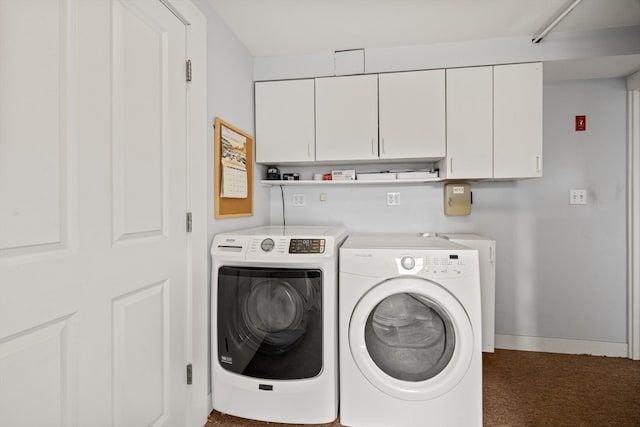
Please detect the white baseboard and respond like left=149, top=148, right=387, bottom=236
left=495, top=334, right=628, bottom=358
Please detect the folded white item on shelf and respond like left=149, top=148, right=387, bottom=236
left=395, top=169, right=439, bottom=179
left=356, top=172, right=397, bottom=181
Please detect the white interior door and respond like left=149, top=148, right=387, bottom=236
left=0, top=1, right=191, bottom=426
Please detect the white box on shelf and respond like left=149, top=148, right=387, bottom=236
left=331, top=169, right=356, bottom=181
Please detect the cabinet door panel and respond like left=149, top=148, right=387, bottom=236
left=494, top=63, right=543, bottom=178
left=445, top=66, right=493, bottom=179
left=255, top=79, right=315, bottom=163
left=379, top=70, right=445, bottom=160
left=315, top=75, right=378, bottom=161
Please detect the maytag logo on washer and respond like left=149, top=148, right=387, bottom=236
left=221, top=355, right=233, bottom=365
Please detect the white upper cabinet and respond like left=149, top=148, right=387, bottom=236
left=442, top=62, right=543, bottom=180
left=255, top=79, right=315, bottom=164
left=493, top=62, right=543, bottom=178
left=254, top=62, right=543, bottom=181
left=444, top=66, right=494, bottom=179
left=378, top=70, right=446, bottom=160
left=315, top=74, right=379, bottom=162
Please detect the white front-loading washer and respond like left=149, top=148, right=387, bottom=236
left=211, top=225, right=347, bottom=424
left=339, top=235, right=482, bottom=427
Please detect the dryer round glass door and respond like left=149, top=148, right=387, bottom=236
left=217, top=266, right=322, bottom=380
left=241, top=278, right=307, bottom=351
left=349, top=276, right=474, bottom=401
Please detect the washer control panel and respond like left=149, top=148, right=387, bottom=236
left=289, top=238, right=325, bottom=254
left=423, top=254, right=468, bottom=277
left=400, top=256, right=416, bottom=270
left=393, top=252, right=475, bottom=278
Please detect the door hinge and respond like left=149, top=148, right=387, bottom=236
left=186, top=364, right=193, bottom=385
left=186, top=212, right=192, bottom=233
left=186, top=59, right=192, bottom=82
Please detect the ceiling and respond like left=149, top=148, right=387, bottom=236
left=208, top=0, right=640, bottom=79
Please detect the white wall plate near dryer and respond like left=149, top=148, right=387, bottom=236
left=339, top=235, right=482, bottom=427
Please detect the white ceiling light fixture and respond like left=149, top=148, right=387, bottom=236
left=532, top=0, right=584, bottom=43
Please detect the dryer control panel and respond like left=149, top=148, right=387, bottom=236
left=289, top=239, right=325, bottom=254
left=246, top=237, right=327, bottom=254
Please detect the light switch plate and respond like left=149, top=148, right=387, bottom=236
left=386, top=192, right=401, bottom=206
left=292, top=194, right=306, bottom=207
left=569, top=189, right=587, bottom=205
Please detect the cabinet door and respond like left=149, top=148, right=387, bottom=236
left=445, top=66, right=493, bottom=179
left=315, top=75, right=378, bottom=161
left=255, top=79, right=315, bottom=164
left=494, top=62, right=543, bottom=178
left=379, top=70, right=445, bottom=160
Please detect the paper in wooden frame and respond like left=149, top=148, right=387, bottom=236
left=214, top=117, right=254, bottom=218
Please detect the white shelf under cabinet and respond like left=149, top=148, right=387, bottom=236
left=261, top=178, right=443, bottom=186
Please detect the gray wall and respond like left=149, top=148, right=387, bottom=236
left=192, top=0, right=270, bottom=241
left=192, top=5, right=633, bottom=346
left=255, top=26, right=640, bottom=81
left=254, top=25, right=636, bottom=346
left=268, top=78, right=628, bottom=344
left=503, top=78, right=626, bottom=342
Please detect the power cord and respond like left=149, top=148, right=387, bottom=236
left=279, top=185, right=286, bottom=227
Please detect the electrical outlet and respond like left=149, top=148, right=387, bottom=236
left=569, top=189, right=587, bottom=205
left=292, top=193, right=306, bottom=207
left=386, top=192, right=400, bottom=206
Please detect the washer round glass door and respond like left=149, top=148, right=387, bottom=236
left=349, top=276, right=474, bottom=401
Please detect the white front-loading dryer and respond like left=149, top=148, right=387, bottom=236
left=339, top=235, right=482, bottom=427
left=211, top=225, right=347, bottom=424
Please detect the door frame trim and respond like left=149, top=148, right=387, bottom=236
left=164, top=1, right=208, bottom=424
left=627, top=74, right=640, bottom=360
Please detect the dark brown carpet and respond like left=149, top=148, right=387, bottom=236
left=205, top=349, right=640, bottom=426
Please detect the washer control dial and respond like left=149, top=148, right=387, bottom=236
left=400, top=256, right=416, bottom=270
left=260, top=238, right=275, bottom=252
